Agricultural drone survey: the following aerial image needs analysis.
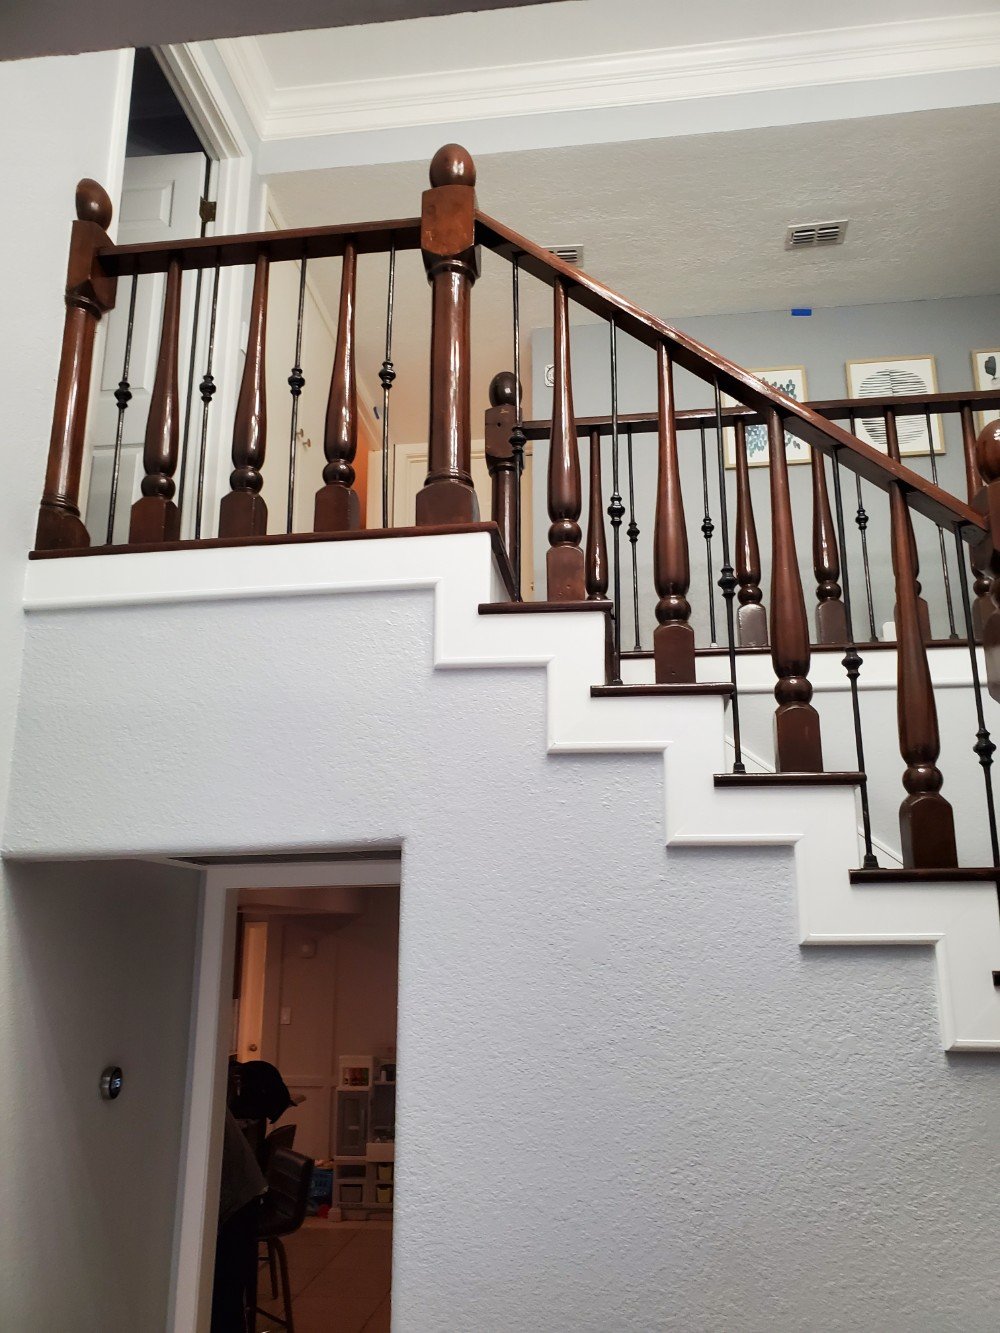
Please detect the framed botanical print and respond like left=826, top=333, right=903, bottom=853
left=723, top=366, right=811, bottom=468
left=845, top=355, right=944, bottom=455
left=972, top=349, right=1000, bottom=433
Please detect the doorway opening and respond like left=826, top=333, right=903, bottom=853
left=207, top=859, right=400, bottom=1333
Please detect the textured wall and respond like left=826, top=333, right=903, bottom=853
left=7, top=583, right=1000, bottom=1330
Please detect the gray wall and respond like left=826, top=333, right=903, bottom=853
left=6, top=584, right=1000, bottom=1329
left=531, top=293, right=1000, bottom=648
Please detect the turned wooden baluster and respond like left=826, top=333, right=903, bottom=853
left=36, top=180, right=118, bottom=550
left=652, top=346, right=694, bottom=681
left=960, top=403, right=991, bottom=637
left=972, top=417, right=1000, bottom=702
left=546, top=280, right=585, bottom=599
left=219, top=253, right=269, bottom=537
left=130, top=257, right=182, bottom=543
left=315, top=240, right=361, bottom=531
left=485, top=371, right=518, bottom=567
left=767, top=407, right=823, bottom=770
left=889, top=480, right=958, bottom=866
left=810, top=446, right=847, bottom=644
left=585, top=429, right=609, bottom=600
left=885, top=407, right=931, bottom=642
left=733, top=419, right=767, bottom=647
left=416, top=144, right=480, bottom=525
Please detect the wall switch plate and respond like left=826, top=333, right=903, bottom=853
left=280, top=1006, right=292, bottom=1025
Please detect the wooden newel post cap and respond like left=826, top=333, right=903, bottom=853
left=489, top=370, right=518, bottom=407
left=76, top=178, right=113, bottom=229
left=975, top=418, right=1000, bottom=485
left=429, top=144, right=476, bottom=188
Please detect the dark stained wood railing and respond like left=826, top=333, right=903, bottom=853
left=652, top=346, right=694, bottom=683
left=315, top=239, right=361, bottom=532
left=36, top=180, right=117, bottom=551
left=546, top=279, right=585, bottom=599
left=130, top=256, right=182, bottom=543
left=585, top=428, right=609, bottom=601
left=485, top=372, right=519, bottom=568
left=810, top=447, right=847, bottom=645
left=219, top=252, right=269, bottom=538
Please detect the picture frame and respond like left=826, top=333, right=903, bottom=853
left=845, top=355, right=944, bottom=456
left=971, top=348, right=1000, bottom=434
left=723, top=366, right=811, bottom=469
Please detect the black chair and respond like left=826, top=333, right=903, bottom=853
left=256, top=1147, right=314, bottom=1333
left=262, top=1122, right=297, bottom=1172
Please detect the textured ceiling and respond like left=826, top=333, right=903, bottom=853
left=267, top=103, right=1000, bottom=442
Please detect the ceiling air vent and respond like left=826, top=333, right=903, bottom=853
left=545, top=244, right=584, bottom=266
left=785, top=220, right=849, bottom=250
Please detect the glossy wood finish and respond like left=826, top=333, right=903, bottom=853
left=585, top=429, right=609, bottom=600
left=885, top=408, right=931, bottom=643
left=36, top=180, right=117, bottom=551
left=960, top=403, right=991, bottom=636
left=810, top=446, right=847, bottom=644
left=99, top=218, right=422, bottom=276
left=714, top=772, right=865, bottom=787
left=477, top=209, right=986, bottom=532
left=546, top=280, right=585, bottom=599
left=315, top=240, right=361, bottom=532
left=888, top=478, right=958, bottom=867
left=592, top=683, right=734, bottom=697
left=651, top=346, right=694, bottom=682
left=767, top=408, right=823, bottom=771
left=416, top=145, right=480, bottom=526
left=130, top=256, right=183, bottom=542
left=732, top=419, right=767, bottom=648
left=484, top=371, right=518, bottom=569
left=219, top=253, right=269, bottom=537
left=972, top=416, right=1000, bottom=701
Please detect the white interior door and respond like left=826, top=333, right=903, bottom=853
left=84, top=151, right=206, bottom=543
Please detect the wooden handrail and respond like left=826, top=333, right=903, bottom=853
left=97, top=218, right=421, bottom=276
left=477, top=210, right=988, bottom=534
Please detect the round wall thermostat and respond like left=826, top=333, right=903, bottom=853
left=100, top=1066, right=124, bottom=1101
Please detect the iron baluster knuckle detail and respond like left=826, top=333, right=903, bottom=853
left=701, top=516, right=715, bottom=540
left=608, top=493, right=625, bottom=524
left=199, top=371, right=216, bottom=403
left=113, top=380, right=132, bottom=411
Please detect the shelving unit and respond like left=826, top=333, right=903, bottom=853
left=332, top=1054, right=396, bottom=1216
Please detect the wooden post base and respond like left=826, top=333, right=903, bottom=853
left=129, top=496, right=181, bottom=544
left=653, top=622, right=696, bottom=684
left=973, top=593, right=991, bottom=643
left=546, top=544, right=586, bottom=601
left=899, top=791, right=958, bottom=868
left=982, top=609, right=1000, bottom=704
left=815, top=598, right=848, bottom=645
left=34, top=504, right=90, bottom=552
left=774, top=701, right=823, bottom=772
left=314, top=484, right=361, bottom=534
left=415, top=478, right=480, bottom=527
left=737, top=603, right=768, bottom=648
left=219, top=491, right=268, bottom=538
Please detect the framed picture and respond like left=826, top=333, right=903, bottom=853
left=723, top=367, right=811, bottom=468
left=972, top=348, right=1000, bottom=433
left=845, top=355, right=944, bottom=456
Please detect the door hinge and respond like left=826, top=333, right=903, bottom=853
left=199, top=196, right=217, bottom=225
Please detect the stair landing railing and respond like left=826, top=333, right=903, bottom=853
left=33, top=146, right=1000, bottom=886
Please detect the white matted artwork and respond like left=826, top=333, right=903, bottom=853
left=845, top=355, right=944, bottom=456
left=972, top=348, right=1000, bottom=433
left=723, top=367, right=810, bottom=468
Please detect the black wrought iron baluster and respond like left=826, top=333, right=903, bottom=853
left=625, top=426, right=642, bottom=649
left=953, top=527, right=1000, bottom=875
left=924, top=407, right=958, bottom=638
left=849, top=411, right=878, bottom=640
left=381, top=241, right=397, bottom=530
left=608, top=321, right=624, bottom=683
left=106, top=272, right=138, bottom=544
left=700, top=424, right=718, bottom=646
left=713, top=380, right=745, bottom=772
left=510, top=256, right=525, bottom=598
left=177, top=155, right=214, bottom=530
left=286, top=254, right=308, bottom=534
left=831, top=450, right=878, bottom=868
left=193, top=263, right=221, bottom=541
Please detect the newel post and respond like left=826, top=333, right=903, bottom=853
left=485, top=371, right=518, bottom=566
left=36, top=180, right=117, bottom=550
left=416, top=144, right=480, bottom=526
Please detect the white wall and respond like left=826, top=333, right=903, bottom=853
left=6, top=537, right=1000, bottom=1329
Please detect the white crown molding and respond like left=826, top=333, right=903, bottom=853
left=218, top=13, right=1000, bottom=143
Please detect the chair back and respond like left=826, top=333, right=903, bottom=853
left=260, top=1148, right=314, bottom=1239
left=263, top=1122, right=297, bottom=1171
